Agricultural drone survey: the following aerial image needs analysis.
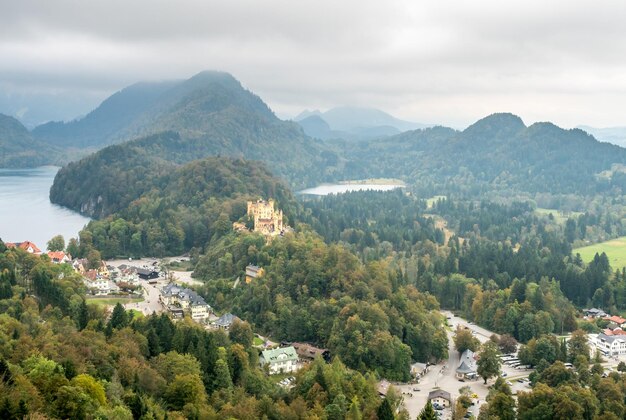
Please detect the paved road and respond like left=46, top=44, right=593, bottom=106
left=398, top=311, right=530, bottom=419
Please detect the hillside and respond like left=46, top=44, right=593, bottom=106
left=0, top=113, right=57, bottom=167
left=34, top=71, right=327, bottom=185
left=52, top=152, right=296, bottom=256
left=334, top=113, right=626, bottom=197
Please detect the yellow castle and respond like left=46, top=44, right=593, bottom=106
left=247, top=199, right=284, bottom=236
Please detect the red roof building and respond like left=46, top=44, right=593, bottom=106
left=47, top=251, right=71, bottom=264
left=6, top=241, right=42, bottom=255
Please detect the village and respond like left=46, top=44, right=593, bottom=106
left=7, top=199, right=626, bottom=418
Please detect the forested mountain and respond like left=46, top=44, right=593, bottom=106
left=33, top=72, right=327, bottom=184
left=0, top=114, right=57, bottom=167
left=331, top=113, right=626, bottom=198
left=32, top=80, right=178, bottom=149
left=52, top=153, right=296, bottom=256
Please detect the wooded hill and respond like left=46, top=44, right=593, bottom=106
left=51, top=154, right=297, bottom=256
left=33, top=71, right=328, bottom=186
left=0, top=114, right=57, bottom=168
left=328, top=113, right=626, bottom=198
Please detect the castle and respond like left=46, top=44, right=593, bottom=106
left=247, top=199, right=284, bottom=236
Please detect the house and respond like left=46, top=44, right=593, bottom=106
left=47, top=251, right=71, bottom=264
left=137, top=268, right=159, bottom=280
left=604, top=315, right=626, bottom=328
left=428, top=389, right=452, bottom=408
left=6, top=241, right=42, bottom=255
left=212, top=313, right=241, bottom=330
left=584, top=308, right=607, bottom=318
left=84, top=277, right=119, bottom=296
left=160, top=283, right=211, bottom=321
left=260, top=346, right=299, bottom=374
left=596, top=333, right=626, bottom=356
left=245, top=265, right=265, bottom=284
left=411, top=362, right=428, bottom=378
left=456, top=349, right=478, bottom=380
left=292, top=342, right=330, bottom=362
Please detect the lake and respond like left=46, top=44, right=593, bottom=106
left=0, top=166, right=91, bottom=248
left=298, top=182, right=405, bottom=196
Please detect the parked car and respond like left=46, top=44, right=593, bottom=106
left=501, top=372, right=507, bottom=377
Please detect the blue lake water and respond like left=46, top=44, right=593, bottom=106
left=0, top=166, right=91, bottom=248
left=298, top=183, right=404, bottom=196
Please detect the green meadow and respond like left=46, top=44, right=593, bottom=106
left=574, top=236, right=626, bottom=270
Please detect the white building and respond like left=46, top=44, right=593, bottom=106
left=596, top=333, right=626, bottom=356
left=260, top=346, right=299, bottom=374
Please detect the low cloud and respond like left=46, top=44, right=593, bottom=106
left=2, top=0, right=626, bottom=127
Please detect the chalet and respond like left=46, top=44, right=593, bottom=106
left=428, top=389, right=452, bottom=408
left=6, top=241, right=42, bottom=255
left=136, top=268, right=159, bottom=280
left=245, top=265, right=264, bottom=284
left=212, top=313, right=241, bottom=330
left=47, top=251, right=71, bottom=264
left=260, top=346, right=299, bottom=374
left=456, top=349, right=478, bottom=380
left=292, top=342, right=330, bottom=362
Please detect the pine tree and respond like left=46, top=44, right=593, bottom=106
left=77, top=299, right=89, bottom=330
left=108, top=303, right=129, bottom=330
left=377, top=398, right=394, bottom=420
left=417, top=400, right=437, bottom=420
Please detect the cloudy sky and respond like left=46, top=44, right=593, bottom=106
left=2, top=0, right=626, bottom=128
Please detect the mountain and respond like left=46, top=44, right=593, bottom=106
left=0, top=113, right=58, bottom=167
left=39, top=71, right=330, bottom=186
left=33, top=80, right=178, bottom=149
left=294, top=106, right=425, bottom=140
left=577, top=125, right=626, bottom=148
left=332, top=113, right=626, bottom=197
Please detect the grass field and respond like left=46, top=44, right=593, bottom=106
left=426, top=195, right=447, bottom=209
left=86, top=297, right=144, bottom=307
left=574, top=236, right=626, bottom=270
left=535, top=208, right=583, bottom=224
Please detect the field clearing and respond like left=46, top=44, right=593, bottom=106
left=426, top=195, right=447, bottom=209
left=574, top=236, right=626, bottom=269
left=535, top=208, right=583, bottom=223
left=86, top=297, right=144, bottom=307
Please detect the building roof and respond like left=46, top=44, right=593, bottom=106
left=605, top=315, right=626, bottom=325
left=428, top=389, right=451, bottom=401
left=378, top=379, right=391, bottom=396
left=292, top=342, right=329, bottom=360
left=161, top=283, right=208, bottom=307
left=456, top=349, right=477, bottom=374
left=245, top=265, right=263, bottom=277
left=214, top=313, right=241, bottom=328
left=7, top=241, right=42, bottom=254
left=598, top=333, right=626, bottom=344
left=47, top=251, right=70, bottom=261
left=261, top=346, right=298, bottom=364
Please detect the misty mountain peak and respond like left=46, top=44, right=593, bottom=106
left=463, top=112, right=526, bottom=140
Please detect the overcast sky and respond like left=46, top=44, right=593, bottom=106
left=2, top=0, right=626, bottom=128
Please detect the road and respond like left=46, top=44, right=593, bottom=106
left=397, top=311, right=533, bottom=419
